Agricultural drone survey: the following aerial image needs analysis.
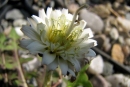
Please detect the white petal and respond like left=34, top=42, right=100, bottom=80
left=42, top=51, right=56, bottom=65
left=47, top=59, right=58, bottom=70
left=79, top=39, right=97, bottom=48
left=76, top=15, right=79, bottom=20
left=45, top=17, right=50, bottom=27
left=79, top=20, right=87, bottom=29
left=68, top=68, right=75, bottom=76
left=37, top=23, right=46, bottom=34
left=26, top=41, right=46, bottom=54
left=62, top=8, right=68, bottom=15
left=85, top=49, right=96, bottom=57
left=46, top=7, right=52, bottom=18
left=60, top=53, right=67, bottom=60
left=59, top=59, right=68, bottom=75
left=21, top=25, right=40, bottom=41
left=27, top=18, right=36, bottom=30
left=41, top=30, right=47, bottom=43
left=32, top=15, right=44, bottom=23
left=85, top=28, right=93, bottom=38
left=66, top=13, right=73, bottom=21
left=39, top=9, right=46, bottom=24
left=79, top=28, right=93, bottom=39
left=50, top=10, right=59, bottom=20
left=20, top=39, right=34, bottom=49
left=55, top=10, right=62, bottom=18
left=69, top=58, right=81, bottom=72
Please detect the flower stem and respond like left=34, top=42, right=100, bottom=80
left=43, top=66, right=53, bottom=87
left=1, top=53, right=8, bottom=83
left=66, top=4, right=89, bottom=36
left=13, top=49, right=28, bottom=87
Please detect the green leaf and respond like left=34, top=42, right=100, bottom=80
left=9, top=28, right=20, bottom=49
left=0, top=33, right=6, bottom=44
left=20, top=58, right=34, bottom=64
left=66, top=64, right=93, bottom=87
left=4, top=45, right=14, bottom=50
left=5, top=62, right=17, bottom=69
left=13, top=80, right=22, bottom=86
left=9, top=73, right=18, bottom=80
left=25, top=71, right=38, bottom=79
left=0, top=33, right=6, bottom=50
left=9, top=28, right=20, bottom=41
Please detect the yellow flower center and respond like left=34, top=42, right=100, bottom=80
left=46, top=14, right=82, bottom=52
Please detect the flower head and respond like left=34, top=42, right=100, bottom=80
left=20, top=7, right=97, bottom=76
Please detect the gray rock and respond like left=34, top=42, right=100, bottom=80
left=1, top=19, right=8, bottom=29
left=126, top=12, right=130, bottom=20
left=0, top=25, right=3, bottom=33
left=22, top=57, right=41, bottom=71
left=14, top=27, right=24, bottom=36
left=109, top=28, right=119, bottom=40
left=105, top=74, right=130, bottom=87
left=90, top=74, right=111, bottom=87
left=118, top=36, right=125, bottom=45
left=80, top=9, right=104, bottom=33
left=6, top=9, right=23, bottom=20
left=88, top=55, right=104, bottom=74
left=13, top=19, right=27, bottom=27
left=103, top=62, right=113, bottom=76
left=125, top=38, right=130, bottom=46
left=103, top=37, right=111, bottom=52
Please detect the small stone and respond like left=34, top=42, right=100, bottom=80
left=116, top=0, right=124, bottom=3
left=4, top=26, right=12, bottom=35
left=118, top=36, right=125, bottom=45
left=90, top=74, right=111, bottom=87
left=105, top=27, right=111, bottom=34
left=109, top=28, right=119, bottom=40
left=111, top=44, right=125, bottom=64
left=1, top=19, right=8, bottom=29
left=80, top=9, right=104, bottom=33
left=126, top=12, right=130, bottom=20
left=94, top=34, right=106, bottom=49
left=122, top=45, right=130, bottom=58
left=67, top=3, right=79, bottom=14
left=113, top=2, right=120, bottom=9
left=125, top=38, right=130, bottom=46
left=14, top=27, right=24, bottom=36
left=77, top=0, right=86, bottom=5
left=22, top=57, right=41, bottom=71
left=103, top=37, right=111, bottom=52
left=105, top=74, right=130, bottom=87
left=13, top=19, right=27, bottom=27
left=88, top=55, right=104, bottom=74
left=103, top=62, right=113, bottom=76
left=109, top=16, right=118, bottom=28
left=92, top=4, right=111, bottom=18
left=0, top=25, right=3, bottom=33
left=6, top=9, right=23, bottom=20
left=117, top=10, right=126, bottom=16
left=117, top=17, right=130, bottom=32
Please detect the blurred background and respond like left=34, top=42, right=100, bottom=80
left=0, top=0, right=130, bottom=87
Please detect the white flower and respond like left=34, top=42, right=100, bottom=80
left=20, top=7, right=97, bottom=76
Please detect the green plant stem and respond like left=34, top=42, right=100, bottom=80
left=13, top=49, right=28, bottom=87
left=66, top=4, right=89, bottom=36
left=36, top=66, right=46, bottom=87
left=1, top=53, right=8, bottom=83
left=52, top=69, right=62, bottom=87
left=43, top=66, right=53, bottom=87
